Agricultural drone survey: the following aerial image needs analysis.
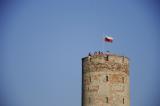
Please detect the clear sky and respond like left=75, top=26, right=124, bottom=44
left=0, top=0, right=160, bottom=106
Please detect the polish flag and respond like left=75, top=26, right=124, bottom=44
left=104, top=36, right=113, bottom=43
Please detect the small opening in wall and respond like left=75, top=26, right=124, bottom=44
left=106, top=97, right=109, bottom=103
left=89, top=76, right=91, bottom=82
left=106, top=76, right=108, bottom=82
left=123, top=98, right=124, bottom=104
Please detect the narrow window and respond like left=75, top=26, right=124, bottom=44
left=89, top=76, right=91, bottom=82
left=106, top=76, right=108, bottom=82
left=123, top=98, right=124, bottom=104
left=106, top=97, right=109, bottom=103
left=122, top=77, right=124, bottom=83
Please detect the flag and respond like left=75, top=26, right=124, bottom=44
left=104, top=36, right=113, bottom=43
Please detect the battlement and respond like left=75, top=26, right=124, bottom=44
left=82, top=52, right=129, bottom=64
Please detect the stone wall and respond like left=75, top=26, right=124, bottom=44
left=82, top=54, right=130, bottom=106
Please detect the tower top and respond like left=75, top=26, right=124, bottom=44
left=82, top=51, right=129, bottom=64
left=82, top=51, right=129, bottom=61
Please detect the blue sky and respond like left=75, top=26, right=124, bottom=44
left=0, top=0, right=160, bottom=106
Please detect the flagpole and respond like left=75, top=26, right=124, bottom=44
left=102, top=35, right=105, bottom=52
left=104, top=35, right=113, bottom=53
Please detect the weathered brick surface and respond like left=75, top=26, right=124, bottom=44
left=82, top=54, right=130, bottom=106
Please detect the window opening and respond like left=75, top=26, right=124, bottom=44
left=106, top=97, right=109, bottom=103
left=89, top=76, right=91, bottom=82
left=106, top=76, right=108, bottom=82
left=123, top=98, right=125, bottom=104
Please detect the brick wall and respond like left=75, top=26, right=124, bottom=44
left=82, top=54, right=130, bottom=106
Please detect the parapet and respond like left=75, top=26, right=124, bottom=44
left=82, top=52, right=129, bottom=64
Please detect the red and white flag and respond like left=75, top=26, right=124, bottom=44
left=104, top=36, right=113, bottom=43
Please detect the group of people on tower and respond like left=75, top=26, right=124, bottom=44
left=88, top=51, right=110, bottom=56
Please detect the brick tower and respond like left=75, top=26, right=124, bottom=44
left=82, top=52, right=130, bottom=106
